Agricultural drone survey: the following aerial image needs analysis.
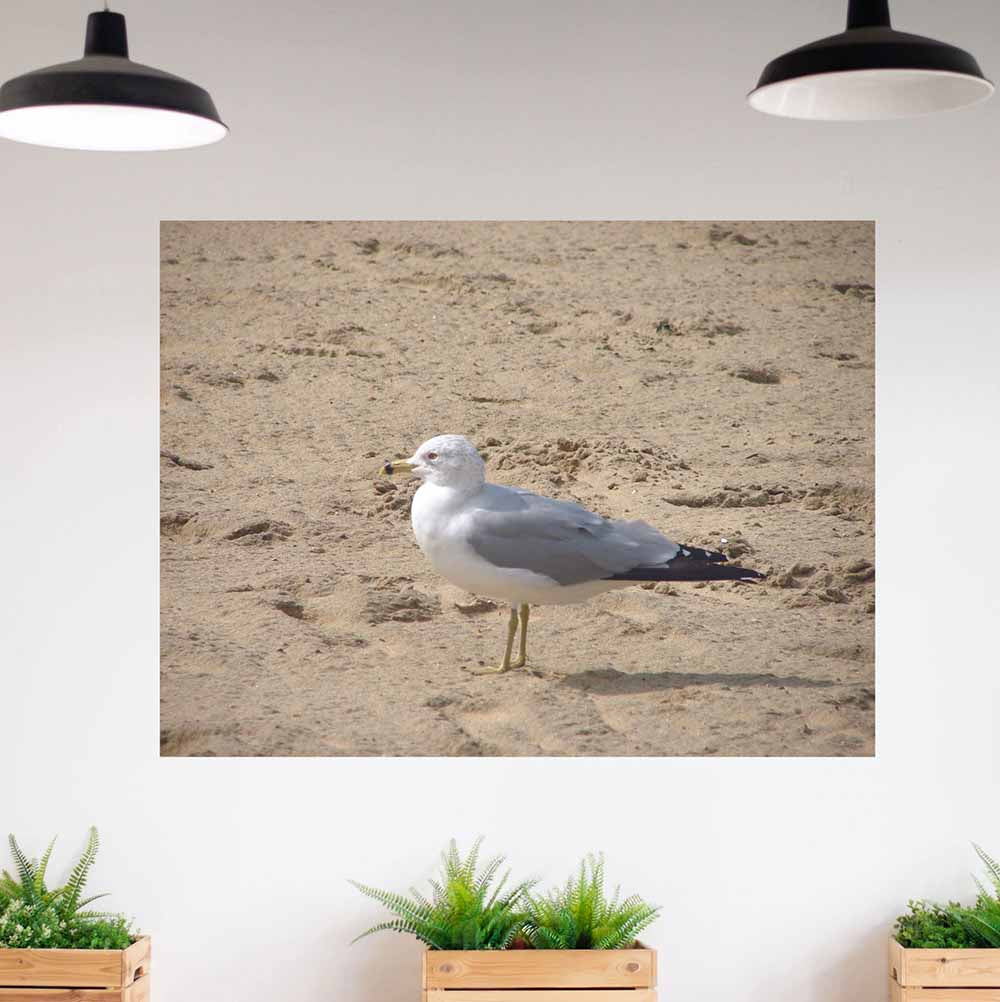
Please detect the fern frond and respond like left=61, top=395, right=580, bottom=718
left=462, top=837, right=484, bottom=884
left=409, top=886, right=432, bottom=910
left=348, top=881, right=433, bottom=925
left=444, top=840, right=461, bottom=880
left=484, top=869, right=512, bottom=910
left=954, top=907, right=1000, bottom=947
left=524, top=854, right=660, bottom=950
left=352, top=918, right=419, bottom=944
left=475, top=854, right=505, bottom=894
left=974, top=844, right=1000, bottom=894
left=75, top=893, right=110, bottom=910
left=34, top=838, right=56, bottom=896
left=591, top=853, right=605, bottom=908
left=351, top=839, right=527, bottom=951
left=63, top=827, right=99, bottom=916
left=8, top=835, right=37, bottom=897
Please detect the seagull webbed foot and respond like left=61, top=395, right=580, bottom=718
left=464, top=662, right=514, bottom=676
left=461, top=605, right=528, bottom=677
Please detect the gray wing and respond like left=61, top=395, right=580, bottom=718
left=462, top=484, right=680, bottom=586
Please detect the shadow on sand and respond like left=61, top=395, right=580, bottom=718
left=557, top=666, right=836, bottom=696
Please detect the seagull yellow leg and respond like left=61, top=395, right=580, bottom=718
left=510, top=603, right=529, bottom=669
left=469, top=606, right=519, bottom=675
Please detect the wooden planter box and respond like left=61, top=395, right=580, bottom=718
left=0, top=936, right=150, bottom=1001
left=422, top=945, right=657, bottom=1001
left=891, top=938, right=1000, bottom=1001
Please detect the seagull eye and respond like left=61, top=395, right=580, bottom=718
left=426, top=452, right=438, bottom=461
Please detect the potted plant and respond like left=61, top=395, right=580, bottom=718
left=352, top=839, right=659, bottom=1001
left=891, top=844, right=1000, bottom=1000
left=0, top=828, right=149, bottom=1001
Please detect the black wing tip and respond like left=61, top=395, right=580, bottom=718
left=609, top=565, right=764, bottom=583
left=609, top=545, right=765, bottom=583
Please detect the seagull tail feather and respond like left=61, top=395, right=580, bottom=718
left=609, top=544, right=764, bottom=582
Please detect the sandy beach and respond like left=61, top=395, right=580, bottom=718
left=160, top=220, right=874, bottom=757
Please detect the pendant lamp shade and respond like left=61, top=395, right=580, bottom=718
left=748, top=0, right=994, bottom=120
left=0, top=10, right=227, bottom=151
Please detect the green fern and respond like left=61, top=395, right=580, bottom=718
left=351, top=838, right=535, bottom=950
left=951, top=844, right=1000, bottom=947
left=62, top=827, right=100, bottom=916
left=0, top=828, right=134, bottom=950
left=975, top=844, right=1000, bottom=890
left=523, top=854, right=660, bottom=950
left=894, top=900, right=978, bottom=948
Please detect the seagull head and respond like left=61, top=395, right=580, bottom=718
left=381, top=434, right=486, bottom=489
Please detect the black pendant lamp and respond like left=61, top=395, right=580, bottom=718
left=749, top=0, right=994, bottom=120
left=0, top=8, right=227, bottom=151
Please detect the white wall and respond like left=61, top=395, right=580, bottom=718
left=2, top=1, right=999, bottom=999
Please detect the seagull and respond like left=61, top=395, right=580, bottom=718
left=381, top=434, right=763, bottom=674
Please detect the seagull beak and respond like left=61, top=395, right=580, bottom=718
left=381, top=459, right=416, bottom=476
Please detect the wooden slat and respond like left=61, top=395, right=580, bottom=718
left=890, top=939, right=906, bottom=986
left=0, top=939, right=150, bottom=992
left=424, top=990, right=656, bottom=1001
left=122, top=974, right=150, bottom=1002
left=0, top=950, right=122, bottom=990
left=0, top=975, right=148, bottom=1001
left=891, top=943, right=1000, bottom=988
left=0, top=989, right=126, bottom=1000
left=119, top=940, right=150, bottom=988
left=893, top=990, right=1000, bottom=1002
left=423, top=949, right=655, bottom=989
